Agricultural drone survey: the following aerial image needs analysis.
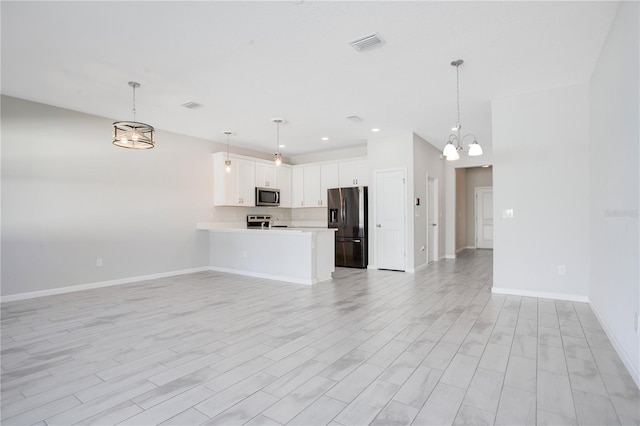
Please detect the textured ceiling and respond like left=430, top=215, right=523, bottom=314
left=1, top=1, right=618, bottom=156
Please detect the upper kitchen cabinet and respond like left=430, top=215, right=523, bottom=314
left=255, top=162, right=277, bottom=188
left=277, top=165, right=292, bottom=208
left=213, top=153, right=256, bottom=206
left=292, top=167, right=304, bottom=207
left=303, top=165, right=321, bottom=207
left=339, top=160, right=369, bottom=187
left=320, top=163, right=339, bottom=205
left=302, top=163, right=338, bottom=207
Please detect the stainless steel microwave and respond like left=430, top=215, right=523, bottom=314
left=255, top=187, right=280, bottom=206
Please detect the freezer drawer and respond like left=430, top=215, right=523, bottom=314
left=335, top=238, right=367, bottom=268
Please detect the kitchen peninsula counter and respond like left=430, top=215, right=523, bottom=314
left=197, top=223, right=336, bottom=285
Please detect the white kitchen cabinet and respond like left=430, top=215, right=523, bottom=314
left=213, top=153, right=255, bottom=206
left=292, top=167, right=305, bottom=207
left=339, top=160, right=369, bottom=187
left=320, top=163, right=339, bottom=206
left=300, top=163, right=338, bottom=207
left=277, top=165, right=292, bottom=208
left=255, top=162, right=277, bottom=188
left=303, top=165, right=321, bottom=207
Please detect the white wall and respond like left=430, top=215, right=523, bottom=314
left=1, top=96, right=218, bottom=297
left=588, top=0, right=639, bottom=384
left=413, top=133, right=446, bottom=269
left=492, top=84, right=590, bottom=300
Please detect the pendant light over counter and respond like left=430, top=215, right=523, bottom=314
left=112, top=81, right=155, bottom=150
left=272, top=118, right=284, bottom=166
left=442, top=60, right=483, bottom=161
left=223, top=131, right=233, bottom=173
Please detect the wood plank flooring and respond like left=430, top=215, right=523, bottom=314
left=2, top=250, right=638, bottom=425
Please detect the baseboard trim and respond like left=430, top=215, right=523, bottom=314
left=444, top=255, right=456, bottom=260
left=207, top=266, right=315, bottom=285
left=589, top=302, right=640, bottom=389
left=1, top=267, right=210, bottom=303
left=491, top=287, right=589, bottom=302
left=406, top=263, right=429, bottom=274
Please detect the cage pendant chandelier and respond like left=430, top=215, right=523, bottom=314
left=442, top=59, right=482, bottom=161
left=112, top=81, right=155, bottom=150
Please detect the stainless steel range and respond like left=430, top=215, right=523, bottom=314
left=247, top=215, right=272, bottom=229
left=246, top=215, right=287, bottom=229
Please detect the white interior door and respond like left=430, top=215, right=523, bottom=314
left=375, top=170, right=406, bottom=271
left=475, top=187, right=493, bottom=249
left=427, top=177, right=438, bottom=263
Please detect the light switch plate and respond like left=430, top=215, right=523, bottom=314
left=502, top=209, right=514, bottom=219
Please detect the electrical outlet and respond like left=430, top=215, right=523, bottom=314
left=96, top=258, right=103, bottom=267
left=558, top=265, right=566, bottom=276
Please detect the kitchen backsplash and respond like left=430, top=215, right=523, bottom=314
left=209, top=206, right=328, bottom=228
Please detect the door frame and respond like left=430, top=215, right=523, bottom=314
left=426, top=175, right=439, bottom=263
left=373, top=168, right=407, bottom=271
left=475, top=186, right=493, bottom=249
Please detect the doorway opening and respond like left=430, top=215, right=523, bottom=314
left=427, top=176, right=439, bottom=263
left=455, top=166, right=493, bottom=253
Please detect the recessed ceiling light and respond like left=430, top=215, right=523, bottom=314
left=371, top=128, right=380, bottom=132
left=321, top=137, right=329, bottom=141
left=279, top=144, right=286, bottom=148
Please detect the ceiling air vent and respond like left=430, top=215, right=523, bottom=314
left=349, top=33, right=384, bottom=51
left=346, top=115, right=364, bottom=123
left=181, top=101, right=204, bottom=110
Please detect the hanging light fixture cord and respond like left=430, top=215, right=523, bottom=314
left=455, top=62, right=460, bottom=129
left=131, top=83, right=137, bottom=122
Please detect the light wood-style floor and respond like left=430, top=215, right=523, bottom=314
left=1, top=250, right=638, bottom=425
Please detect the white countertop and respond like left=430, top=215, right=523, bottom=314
left=196, top=222, right=336, bottom=234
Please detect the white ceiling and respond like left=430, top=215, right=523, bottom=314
left=1, top=1, right=618, bottom=157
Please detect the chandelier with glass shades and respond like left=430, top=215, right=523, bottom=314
left=112, top=81, right=155, bottom=150
left=442, top=59, right=483, bottom=161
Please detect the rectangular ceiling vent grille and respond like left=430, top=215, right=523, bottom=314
left=346, top=115, right=364, bottom=123
left=181, top=101, right=204, bottom=109
left=349, top=33, right=384, bottom=51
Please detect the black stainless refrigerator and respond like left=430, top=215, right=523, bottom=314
left=328, top=187, right=368, bottom=268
